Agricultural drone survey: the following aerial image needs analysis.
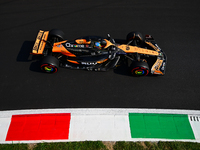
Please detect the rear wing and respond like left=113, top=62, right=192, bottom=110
left=31, top=30, right=49, bottom=54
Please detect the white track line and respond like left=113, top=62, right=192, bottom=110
left=1, top=108, right=200, bottom=117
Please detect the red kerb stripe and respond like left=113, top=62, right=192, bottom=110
left=6, top=113, right=71, bottom=141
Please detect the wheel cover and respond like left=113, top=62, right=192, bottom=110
left=44, top=66, right=53, bottom=72
left=41, top=64, right=58, bottom=73
left=131, top=67, right=149, bottom=76
left=135, top=69, right=145, bottom=75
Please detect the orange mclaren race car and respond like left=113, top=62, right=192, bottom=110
left=31, top=29, right=167, bottom=76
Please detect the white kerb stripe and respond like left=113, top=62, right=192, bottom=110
left=0, top=117, right=11, bottom=143
left=189, top=115, right=200, bottom=141
left=69, top=114, right=131, bottom=141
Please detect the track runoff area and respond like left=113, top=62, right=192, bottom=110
left=0, top=108, right=200, bottom=144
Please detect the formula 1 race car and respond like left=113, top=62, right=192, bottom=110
left=31, top=29, right=167, bottom=76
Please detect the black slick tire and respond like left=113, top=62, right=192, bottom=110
left=49, top=29, right=65, bottom=41
left=130, top=61, right=149, bottom=77
left=126, top=31, right=143, bottom=46
left=40, top=56, right=59, bottom=73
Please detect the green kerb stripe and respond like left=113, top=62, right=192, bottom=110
left=129, top=113, right=195, bottom=140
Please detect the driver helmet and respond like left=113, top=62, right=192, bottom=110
left=94, top=42, right=101, bottom=49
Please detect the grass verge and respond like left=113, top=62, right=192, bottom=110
left=1, top=141, right=200, bottom=150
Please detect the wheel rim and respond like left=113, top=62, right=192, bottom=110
left=41, top=64, right=58, bottom=73
left=135, top=69, right=145, bottom=75
left=131, top=67, right=149, bottom=76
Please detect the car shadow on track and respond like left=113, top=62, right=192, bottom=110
left=113, top=62, right=132, bottom=77
left=17, top=41, right=42, bottom=73
left=113, top=60, right=158, bottom=77
left=113, top=66, right=158, bottom=77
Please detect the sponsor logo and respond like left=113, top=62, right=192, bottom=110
left=161, top=62, right=166, bottom=70
left=43, top=34, right=46, bottom=39
left=66, top=43, right=84, bottom=48
left=126, top=46, right=130, bottom=50
left=39, top=42, right=44, bottom=51
left=66, top=43, right=73, bottom=47
left=57, top=44, right=63, bottom=47
left=81, top=62, right=97, bottom=65
left=154, top=60, right=163, bottom=70
left=33, top=44, right=39, bottom=51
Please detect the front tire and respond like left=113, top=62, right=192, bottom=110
left=130, top=61, right=149, bottom=77
left=40, top=56, right=59, bottom=73
left=126, top=31, right=143, bottom=46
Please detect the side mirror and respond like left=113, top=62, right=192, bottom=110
left=107, top=34, right=115, bottom=44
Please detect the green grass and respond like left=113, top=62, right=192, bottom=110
left=1, top=141, right=200, bottom=150
left=34, top=141, right=107, bottom=150
left=0, top=143, right=28, bottom=150
left=114, top=141, right=200, bottom=150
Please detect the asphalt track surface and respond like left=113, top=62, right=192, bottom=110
left=0, top=0, right=200, bottom=111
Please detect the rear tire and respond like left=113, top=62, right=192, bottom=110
left=49, top=29, right=65, bottom=42
left=130, top=61, right=149, bottom=77
left=44, top=29, right=65, bottom=56
left=40, top=56, right=59, bottom=73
